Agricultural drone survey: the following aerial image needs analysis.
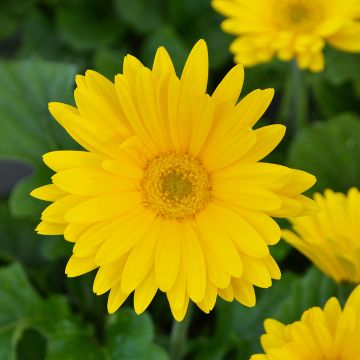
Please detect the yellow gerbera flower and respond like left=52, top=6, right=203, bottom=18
left=251, top=283, right=360, bottom=360
left=31, top=40, right=317, bottom=321
left=212, top=0, right=360, bottom=72
left=283, top=188, right=360, bottom=283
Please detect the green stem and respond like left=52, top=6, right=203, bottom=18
left=289, top=60, right=308, bottom=135
left=169, top=305, right=193, bottom=360
left=279, top=61, right=309, bottom=136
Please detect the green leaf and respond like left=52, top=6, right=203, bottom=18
left=192, top=274, right=296, bottom=359
left=0, top=263, right=104, bottom=360
left=0, top=201, right=45, bottom=266
left=17, top=9, right=67, bottom=60
left=0, top=58, right=77, bottom=164
left=93, top=46, right=127, bottom=80
left=323, top=48, right=360, bottom=86
left=273, top=267, right=354, bottom=324
left=114, top=0, right=163, bottom=35
left=287, top=113, right=360, bottom=192
left=8, top=167, right=51, bottom=218
left=311, top=77, right=360, bottom=118
left=0, top=58, right=78, bottom=218
left=191, top=13, right=232, bottom=71
left=196, top=267, right=353, bottom=359
left=140, top=25, right=189, bottom=74
left=16, top=328, right=47, bottom=360
left=105, top=309, right=168, bottom=360
left=56, top=1, right=121, bottom=50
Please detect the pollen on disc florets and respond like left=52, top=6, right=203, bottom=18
left=142, top=153, right=211, bottom=219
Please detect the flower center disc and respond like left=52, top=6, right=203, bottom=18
left=142, top=153, right=211, bottom=219
left=276, top=1, right=323, bottom=31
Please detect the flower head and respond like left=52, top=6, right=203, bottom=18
left=283, top=188, right=360, bottom=283
left=212, top=0, right=360, bottom=72
left=31, top=40, right=317, bottom=321
left=251, top=284, right=360, bottom=360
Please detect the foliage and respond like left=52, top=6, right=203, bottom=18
left=0, top=0, right=360, bottom=359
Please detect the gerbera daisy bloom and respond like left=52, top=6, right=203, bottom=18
left=212, top=0, right=360, bottom=72
left=31, top=40, right=317, bottom=321
left=251, top=283, right=360, bottom=360
left=283, top=188, right=360, bottom=283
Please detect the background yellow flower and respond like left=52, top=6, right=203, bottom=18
left=31, top=40, right=317, bottom=321
left=283, top=188, right=360, bottom=283
left=212, top=0, right=360, bottom=72
left=251, top=283, right=360, bottom=359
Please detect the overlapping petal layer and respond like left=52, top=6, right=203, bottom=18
left=32, top=40, right=317, bottom=321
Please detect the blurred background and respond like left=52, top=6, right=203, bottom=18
left=0, top=0, right=360, bottom=359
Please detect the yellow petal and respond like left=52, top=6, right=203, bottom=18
left=155, top=221, right=182, bottom=292
left=134, top=270, right=158, bottom=314
left=268, top=195, right=303, bottom=217
left=31, top=184, right=65, bottom=201
left=196, top=210, right=243, bottom=277
left=239, top=124, right=286, bottom=163
left=152, top=46, right=176, bottom=79
left=180, top=39, right=208, bottom=99
left=167, top=256, right=187, bottom=311
left=328, top=22, right=360, bottom=52
left=203, top=247, right=231, bottom=289
left=74, top=87, right=126, bottom=137
left=123, top=54, right=143, bottom=84
left=167, top=74, right=182, bottom=152
left=43, top=150, right=105, bottom=172
left=201, top=125, right=256, bottom=171
left=196, top=281, right=217, bottom=313
left=263, top=255, right=281, bottom=280
left=205, top=203, right=269, bottom=257
left=239, top=208, right=281, bottom=245
left=73, top=218, right=124, bottom=256
left=95, top=210, right=155, bottom=265
left=170, top=296, right=189, bottom=322
left=188, top=95, right=214, bottom=157
left=93, top=257, right=126, bottom=295
left=107, top=282, right=129, bottom=314
left=218, top=285, right=234, bottom=302
left=232, top=277, right=256, bottom=307
left=35, top=221, right=67, bottom=235
left=211, top=64, right=244, bottom=105
left=212, top=162, right=293, bottom=191
left=279, top=170, right=317, bottom=196
left=65, top=255, right=97, bottom=277
left=182, top=222, right=206, bottom=302
left=64, top=192, right=142, bottom=223
left=121, top=218, right=162, bottom=293
left=115, top=75, right=158, bottom=155
left=64, top=223, right=90, bottom=243
left=52, top=167, right=136, bottom=196
left=241, top=255, right=273, bottom=288
left=214, top=182, right=282, bottom=212
left=41, top=194, right=84, bottom=223
left=136, top=67, right=170, bottom=152
left=234, top=88, right=274, bottom=128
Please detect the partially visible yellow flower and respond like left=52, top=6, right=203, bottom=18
left=251, top=283, right=360, bottom=360
left=283, top=188, right=360, bottom=283
left=31, top=40, right=317, bottom=321
left=212, top=0, right=360, bottom=72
